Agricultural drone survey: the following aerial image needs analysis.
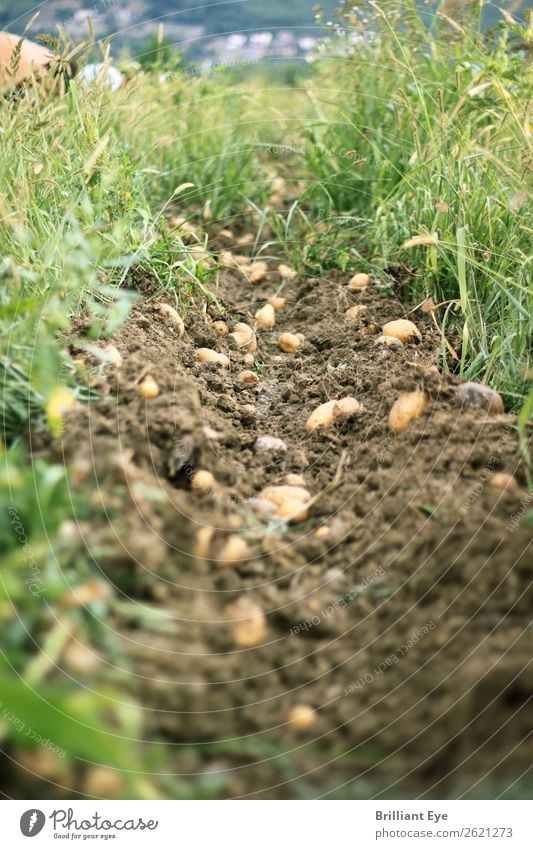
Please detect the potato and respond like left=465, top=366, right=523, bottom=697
left=196, top=348, right=230, bottom=367
left=489, top=472, right=518, bottom=491
left=376, top=334, right=403, bottom=347
left=306, top=396, right=362, bottom=433
left=345, top=305, right=367, bottom=321
left=388, top=390, right=428, bottom=434
left=217, top=535, right=250, bottom=566
left=249, top=261, right=268, bottom=284
left=348, top=272, right=371, bottom=290
left=195, top=526, right=214, bottom=559
left=243, top=353, right=255, bottom=366
left=230, top=322, right=257, bottom=353
left=284, top=473, right=307, bottom=487
left=382, top=319, right=422, bottom=344
left=225, top=597, right=266, bottom=647
left=279, top=332, right=302, bottom=353
left=138, top=375, right=160, bottom=398
left=238, top=369, right=259, bottom=385
left=212, top=320, right=229, bottom=336
left=275, top=499, right=309, bottom=523
left=288, top=703, right=317, bottom=731
left=334, top=397, right=362, bottom=419
left=278, top=263, right=297, bottom=280
left=255, top=303, right=276, bottom=330
left=269, top=296, right=287, bottom=310
left=191, top=470, right=216, bottom=494
left=157, top=303, right=185, bottom=336
left=260, top=485, right=311, bottom=506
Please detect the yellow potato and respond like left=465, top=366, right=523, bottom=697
left=488, top=472, right=518, bottom=491
left=255, top=303, right=276, bottom=330
left=278, top=263, right=297, bottom=280
left=238, top=369, right=259, bottom=385
left=157, top=303, right=185, bottom=336
left=275, top=499, right=309, bottom=523
left=230, top=322, right=257, bottom=353
left=345, top=305, right=368, bottom=320
left=260, top=485, right=311, bottom=506
left=225, top=597, right=267, bottom=647
left=191, top=470, right=216, bottom=494
left=388, top=390, right=428, bottom=434
left=279, top=332, right=302, bottom=353
left=306, top=396, right=362, bottom=433
left=249, top=261, right=268, bottom=284
left=288, top=704, right=317, bottom=731
left=382, top=319, right=422, bottom=344
left=269, top=296, right=287, bottom=310
left=348, top=272, right=371, bottom=290
left=212, top=320, right=229, bottom=336
left=138, top=376, right=160, bottom=398
left=283, top=473, right=307, bottom=487
left=196, top=348, right=230, bottom=367
left=217, top=535, right=250, bottom=566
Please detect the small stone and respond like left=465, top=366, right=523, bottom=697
left=455, top=382, right=504, bottom=414
left=254, top=435, right=288, bottom=454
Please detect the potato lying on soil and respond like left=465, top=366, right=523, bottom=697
left=279, top=332, right=303, bottom=353
left=488, top=472, right=518, bottom=491
left=225, top=597, right=267, bottom=647
left=191, top=470, right=216, bottom=494
left=230, top=322, right=257, bottom=353
left=137, top=375, right=160, bottom=398
left=278, top=263, right=297, bottom=281
left=376, top=334, right=403, bottom=348
left=259, top=483, right=311, bottom=523
left=238, top=369, right=259, bottom=385
left=269, top=296, right=287, bottom=310
left=382, top=319, right=422, bottom=344
left=157, top=302, right=185, bottom=337
left=348, top=272, right=371, bottom=290
left=249, top=261, right=268, bottom=284
left=345, top=305, right=367, bottom=321
left=260, top=485, right=311, bottom=506
left=255, top=303, right=276, bottom=329
left=388, top=390, right=429, bottom=434
left=306, top=397, right=362, bottom=433
left=212, top=320, right=229, bottom=336
left=455, top=381, right=504, bottom=414
left=243, top=353, right=255, bottom=366
left=217, top=535, right=250, bottom=566
left=287, top=703, right=317, bottom=731
left=284, top=473, right=307, bottom=487
left=196, top=348, right=230, bottom=367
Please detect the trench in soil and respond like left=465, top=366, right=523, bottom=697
left=26, top=227, right=533, bottom=800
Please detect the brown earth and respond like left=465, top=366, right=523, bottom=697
left=29, top=253, right=532, bottom=799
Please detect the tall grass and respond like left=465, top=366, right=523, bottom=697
left=296, top=0, right=532, bottom=405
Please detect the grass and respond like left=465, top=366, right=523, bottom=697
left=290, top=1, right=532, bottom=407
left=0, top=2, right=531, bottom=797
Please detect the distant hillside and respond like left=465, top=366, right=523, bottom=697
left=0, top=0, right=528, bottom=59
